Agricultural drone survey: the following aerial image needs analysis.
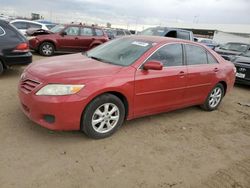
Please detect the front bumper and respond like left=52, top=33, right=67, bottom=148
left=18, top=80, right=88, bottom=131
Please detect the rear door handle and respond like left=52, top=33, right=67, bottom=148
left=214, top=68, right=219, bottom=72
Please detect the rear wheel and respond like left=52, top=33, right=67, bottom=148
left=81, top=94, right=125, bottom=139
left=201, top=83, right=224, bottom=111
left=39, top=42, right=55, bottom=56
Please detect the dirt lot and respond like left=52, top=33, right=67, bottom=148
left=0, top=54, right=250, bottom=188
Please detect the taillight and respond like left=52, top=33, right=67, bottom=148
left=13, top=43, right=29, bottom=53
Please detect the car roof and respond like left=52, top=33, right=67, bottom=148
left=145, top=26, right=191, bottom=33
left=64, top=24, right=103, bottom=29
left=125, top=35, right=197, bottom=45
left=10, top=19, right=43, bottom=25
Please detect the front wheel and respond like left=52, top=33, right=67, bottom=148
left=81, top=94, right=125, bottom=139
left=201, top=83, right=224, bottom=111
left=39, top=42, right=55, bottom=56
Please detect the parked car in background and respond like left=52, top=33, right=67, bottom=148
left=140, top=26, right=194, bottom=41
left=231, top=51, right=250, bottom=85
left=35, top=20, right=56, bottom=30
left=0, top=20, right=32, bottom=75
left=215, top=42, right=250, bottom=61
left=29, top=24, right=109, bottom=56
left=10, top=19, right=52, bottom=35
left=19, top=36, right=235, bottom=139
left=197, top=38, right=218, bottom=49
left=113, top=29, right=132, bottom=38
left=103, top=28, right=115, bottom=39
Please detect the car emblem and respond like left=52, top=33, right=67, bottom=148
left=239, top=67, right=246, bottom=72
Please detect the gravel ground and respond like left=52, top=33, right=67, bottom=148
left=0, top=54, right=250, bottom=188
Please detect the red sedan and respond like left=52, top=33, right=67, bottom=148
left=18, top=36, right=236, bottom=139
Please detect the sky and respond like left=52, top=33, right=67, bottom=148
left=1, top=0, right=250, bottom=29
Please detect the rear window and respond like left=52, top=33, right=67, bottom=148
left=12, top=22, right=28, bottom=29
left=28, top=23, right=42, bottom=29
left=0, top=26, right=5, bottom=36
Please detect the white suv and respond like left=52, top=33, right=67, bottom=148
left=10, top=20, right=53, bottom=35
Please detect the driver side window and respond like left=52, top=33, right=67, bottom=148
left=147, top=44, right=183, bottom=67
left=64, top=26, right=80, bottom=36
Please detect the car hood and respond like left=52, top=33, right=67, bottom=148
left=26, top=53, right=124, bottom=83
left=215, top=48, right=242, bottom=56
left=234, top=56, right=250, bottom=64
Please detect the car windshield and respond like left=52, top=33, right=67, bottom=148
left=140, top=28, right=166, bottom=36
left=86, top=38, right=153, bottom=66
left=50, top=24, right=64, bottom=33
left=241, top=51, right=250, bottom=57
left=220, top=43, right=249, bottom=52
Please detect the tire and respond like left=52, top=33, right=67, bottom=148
left=81, top=94, right=125, bottom=139
left=39, top=42, right=55, bottom=56
left=201, top=83, right=224, bottom=111
left=0, top=60, right=4, bottom=75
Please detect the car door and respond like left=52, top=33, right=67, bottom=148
left=79, top=27, right=95, bottom=51
left=184, top=44, right=219, bottom=104
left=134, top=43, right=187, bottom=117
left=57, top=26, right=81, bottom=51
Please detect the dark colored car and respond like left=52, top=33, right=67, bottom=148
left=29, top=24, right=109, bottom=56
left=0, top=20, right=32, bottom=75
left=19, top=36, right=235, bottom=139
left=231, top=51, right=250, bottom=85
left=140, top=26, right=194, bottom=41
left=215, top=42, right=250, bottom=61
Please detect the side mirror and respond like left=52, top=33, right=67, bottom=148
left=143, top=61, right=163, bottom=71
left=60, top=31, right=67, bottom=36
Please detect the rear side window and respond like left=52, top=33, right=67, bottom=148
left=177, top=31, right=190, bottom=40
left=148, top=44, right=183, bottom=67
left=0, top=26, right=5, bottom=36
left=95, top=29, right=103, bottom=36
left=207, top=52, right=218, bottom=64
left=12, top=22, right=28, bottom=29
left=28, top=23, right=42, bottom=29
left=81, top=27, right=94, bottom=36
left=185, top=44, right=207, bottom=65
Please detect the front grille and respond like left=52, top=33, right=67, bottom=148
left=235, top=65, right=250, bottom=79
left=20, top=79, right=41, bottom=93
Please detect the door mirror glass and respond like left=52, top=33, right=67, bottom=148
left=143, top=61, right=163, bottom=70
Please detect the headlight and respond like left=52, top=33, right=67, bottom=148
left=36, top=84, right=85, bottom=96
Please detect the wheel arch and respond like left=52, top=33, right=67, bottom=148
left=0, top=56, right=7, bottom=69
left=218, top=80, right=227, bottom=96
left=80, top=90, right=130, bottom=130
left=39, top=40, right=57, bottom=50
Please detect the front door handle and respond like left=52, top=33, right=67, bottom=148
left=179, top=71, right=185, bottom=78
